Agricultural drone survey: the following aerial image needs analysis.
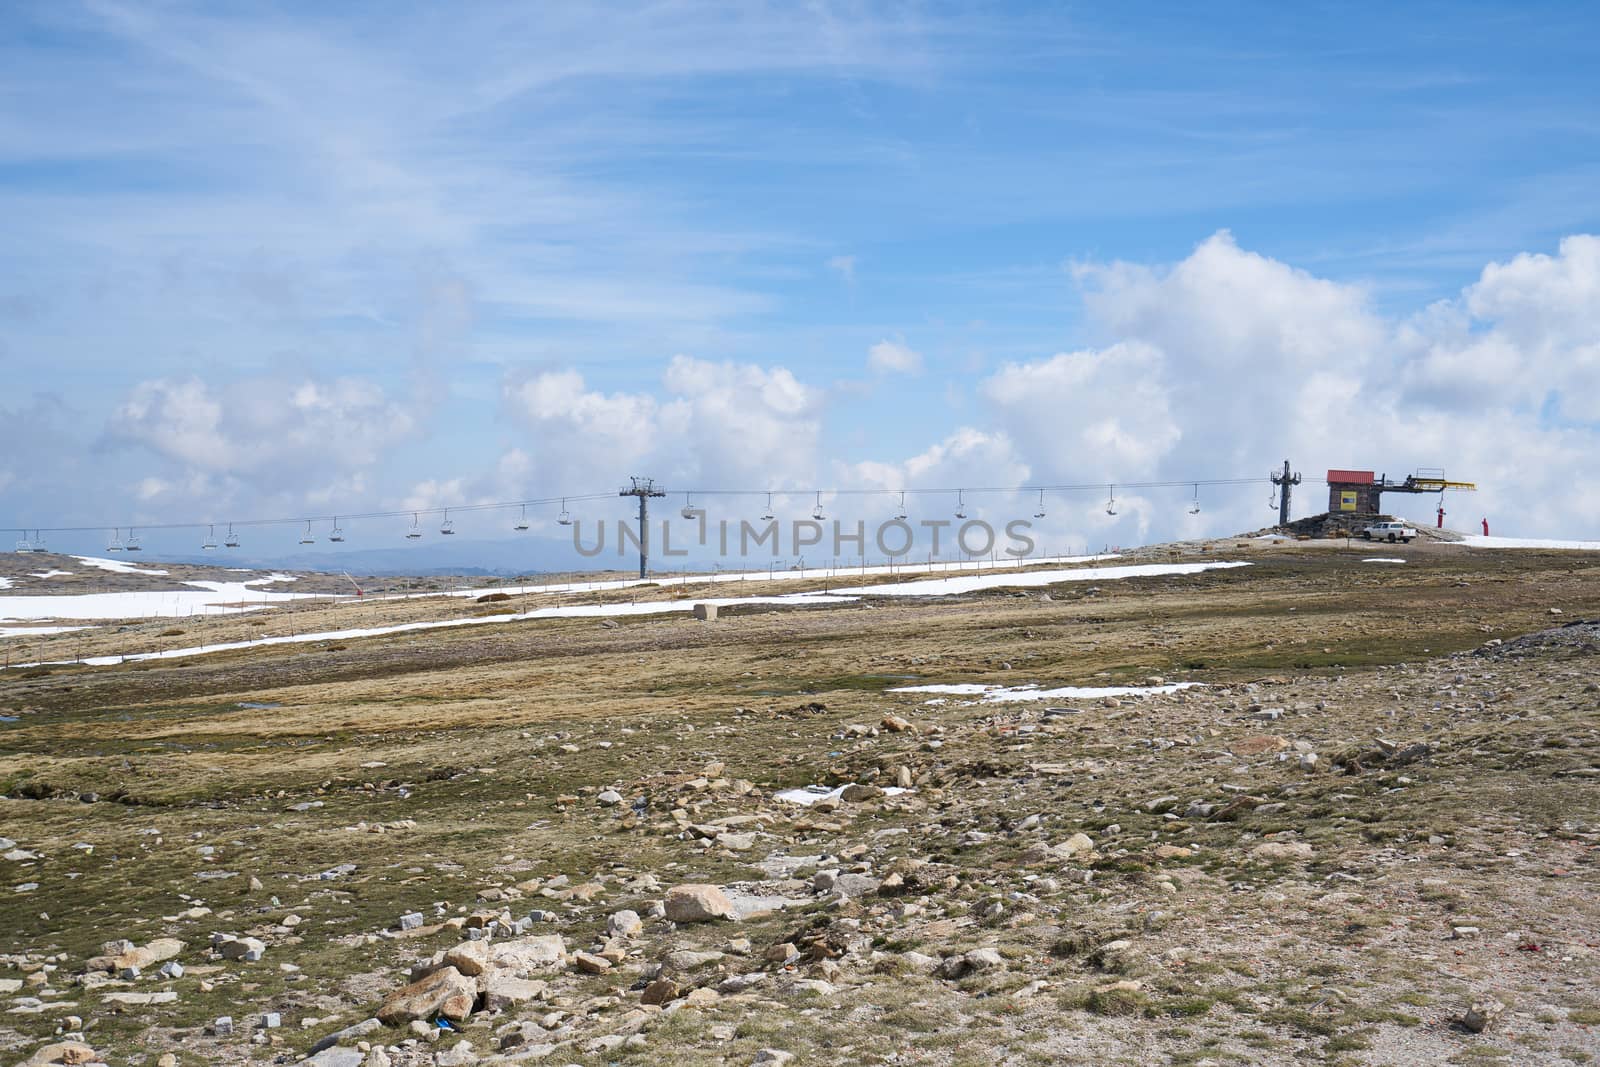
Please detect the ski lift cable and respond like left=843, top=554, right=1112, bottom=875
left=9, top=478, right=1281, bottom=535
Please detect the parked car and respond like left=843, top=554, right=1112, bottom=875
left=1362, top=521, right=1417, bottom=543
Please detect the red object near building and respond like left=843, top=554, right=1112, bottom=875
left=1437, top=505, right=1445, bottom=528
left=1482, top=518, right=1489, bottom=536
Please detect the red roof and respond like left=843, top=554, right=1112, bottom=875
left=1327, top=469, right=1374, bottom=484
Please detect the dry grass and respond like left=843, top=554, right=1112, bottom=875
left=1, top=543, right=1598, bottom=1064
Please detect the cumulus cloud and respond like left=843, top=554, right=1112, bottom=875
left=104, top=375, right=421, bottom=504
left=982, top=341, right=1179, bottom=479
left=867, top=339, right=923, bottom=375
left=843, top=427, right=1028, bottom=492
left=1399, top=234, right=1600, bottom=421
left=960, top=231, right=1600, bottom=539
left=502, top=355, right=823, bottom=495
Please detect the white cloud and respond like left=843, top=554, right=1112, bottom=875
left=105, top=375, right=420, bottom=504
left=982, top=341, right=1179, bottom=479
left=838, top=428, right=1029, bottom=513
left=1398, top=234, right=1600, bottom=421
left=503, top=355, right=823, bottom=495
left=827, top=255, right=857, bottom=283
left=856, top=231, right=1600, bottom=542
left=867, top=339, right=923, bottom=375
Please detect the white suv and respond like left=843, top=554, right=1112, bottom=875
left=1362, top=521, right=1417, bottom=543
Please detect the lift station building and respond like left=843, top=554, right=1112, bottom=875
left=1326, top=469, right=1476, bottom=518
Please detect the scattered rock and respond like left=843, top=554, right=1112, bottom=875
left=376, top=966, right=476, bottom=1025
left=664, top=884, right=737, bottom=922
left=1251, top=841, right=1313, bottom=862
left=1461, top=997, right=1505, bottom=1033
left=606, top=909, right=643, bottom=938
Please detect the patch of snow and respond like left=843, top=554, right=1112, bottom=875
left=70, top=555, right=170, bottom=576
left=831, top=560, right=1250, bottom=597
left=30, top=570, right=74, bottom=579
left=1362, top=558, right=1407, bottom=564
left=244, top=573, right=298, bottom=585
left=396, top=554, right=1122, bottom=603
left=0, top=577, right=10, bottom=591
left=892, top=682, right=1200, bottom=703
left=0, top=625, right=92, bottom=638
left=0, top=581, right=319, bottom=621
left=895, top=683, right=992, bottom=695
left=773, top=784, right=909, bottom=806
left=1461, top=535, right=1600, bottom=551
left=4, top=590, right=854, bottom=668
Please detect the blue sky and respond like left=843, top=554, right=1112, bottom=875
left=3, top=1, right=1599, bottom=562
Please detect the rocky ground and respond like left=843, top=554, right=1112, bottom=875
left=1, top=543, right=1598, bottom=1066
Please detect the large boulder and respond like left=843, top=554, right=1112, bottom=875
left=376, top=966, right=476, bottom=1025
left=114, top=938, right=183, bottom=974
left=442, top=940, right=491, bottom=977
left=664, top=884, right=737, bottom=923
left=483, top=975, right=547, bottom=1013
left=489, top=934, right=567, bottom=976
left=606, top=909, right=643, bottom=938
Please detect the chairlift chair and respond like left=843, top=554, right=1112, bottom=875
left=760, top=492, right=774, bottom=522
left=557, top=499, right=573, bottom=527
left=224, top=523, right=241, bottom=549
left=811, top=492, right=825, bottom=521
left=1105, top=486, right=1118, bottom=516
left=405, top=513, right=423, bottom=540
left=514, top=504, right=530, bottom=532
left=15, top=533, right=33, bottom=553
left=330, top=517, right=345, bottom=543
left=1189, top=484, right=1201, bottom=515
left=203, top=524, right=219, bottom=550
left=1034, top=490, right=1047, bottom=519
left=681, top=493, right=698, bottom=521
left=107, top=528, right=124, bottom=553
left=125, top=529, right=142, bottom=552
left=439, top=510, right=455, bottom=536
left=299, top=520, right=316, bottom=545
left=894, top=491, right=907, bottom=521
left=27, top=531, right=47, bottom=554
left=954, top=490, right=968, bottom=520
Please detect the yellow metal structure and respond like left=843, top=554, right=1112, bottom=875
left=1400, top=476, right=1476, bottom=493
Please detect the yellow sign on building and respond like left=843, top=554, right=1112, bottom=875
left=1339, top=490, right=1358, bottom=511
